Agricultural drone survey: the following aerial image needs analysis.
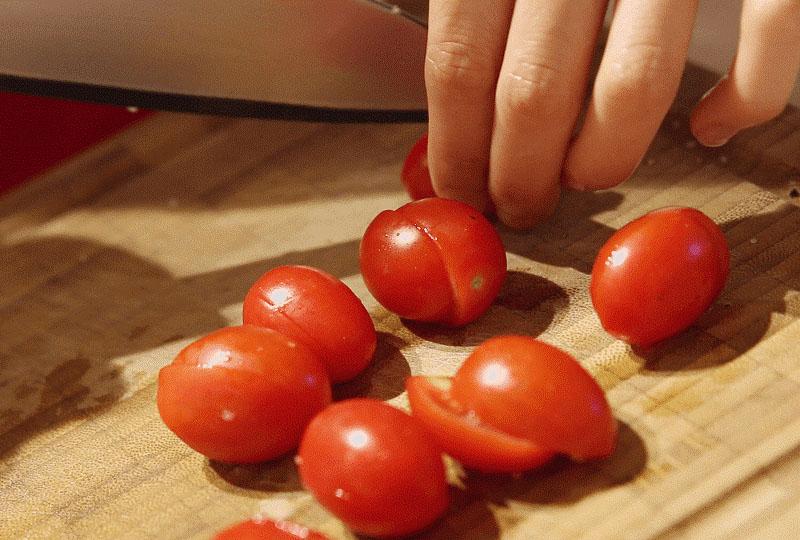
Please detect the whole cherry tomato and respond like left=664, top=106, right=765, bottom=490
left=590, top=207, right=729, bottom=346
left=401, top=132, right=436, bottom=200
left=297, top=399, right=449, bottom=538
left=214, top=519, right=329, bottom=540
left=407, top=336, right=616, bottom=473
left=243, top=265, right=376, bottom=383
left=359, top=197, right=506, bottom=326
left=157, top=325, right=331, bottom=463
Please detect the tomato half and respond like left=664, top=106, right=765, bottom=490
left=243, top=265, right=376, bottom=383
left=401, top=133, right=436, bottom=200
left=359, top=198, right=506, bottom=326
left=297, top=399, right=449, bottom=538
left=590, top=207, right=730, bottom=346
left=157, top=326, right=331, bottom=463
left=407, top=336, right=616, bottom=471
left=214, top=519, right=329, bottom=540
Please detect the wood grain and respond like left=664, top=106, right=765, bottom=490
left=1, top=64, right=799, bottom=539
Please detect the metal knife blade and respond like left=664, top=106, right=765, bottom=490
left=0, top=0, right=428, bottom=122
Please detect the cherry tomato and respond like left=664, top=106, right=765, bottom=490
left=214, top=519, right=328, bottom=540
left=297, top=399, right=449, bottom=538
left=157, top=325, right=331, bottom=463
left=407, top=336, right=616, bottom=472
left=243, top=265, right=376, bottom=383
left=590, top=207, right=730, bottom=346
left=359, top=198, right=506, bottom=326
left=401, top=132, right=436, bottom=200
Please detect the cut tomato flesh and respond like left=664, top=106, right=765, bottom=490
left=406, top=376, right=555, bottom=473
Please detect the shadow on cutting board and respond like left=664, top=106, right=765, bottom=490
left=0, top=235, right=362, bottom=461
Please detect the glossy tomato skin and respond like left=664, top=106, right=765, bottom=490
left=401, top=133, right=436, bottom=200
left=360, top=198, right=506, bottom=326
left=448, top=336, right=616, bottom=461
left=297, top=399, right=449, bottom=538
left=214, top=519, right=329, bottom=540
left=590, top=207, right=729, bottom=346
left=406, top=376, right=555, bottom=473
left=157, top=326, right=331, bottom=463
left=243, top=265, right=376, bottom=383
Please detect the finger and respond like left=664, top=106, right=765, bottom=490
left=489, top=0, right=607, bottom=228
left=563, top=0, right=699, bottom=191
left=425, top=1, right=514, bottom=212
left=691, top=0, right=800, bottom=147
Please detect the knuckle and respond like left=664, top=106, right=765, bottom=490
left=425, top=38, right=496, bottom=95
left=496, top=60, right=573, bottom=120
left=599, top=42, right=680, bottom=113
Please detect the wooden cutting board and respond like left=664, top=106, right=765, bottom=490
left=2, top=63, right=800, bottom=540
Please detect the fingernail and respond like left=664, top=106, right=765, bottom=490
left=693, top=123, right=736, bottom=148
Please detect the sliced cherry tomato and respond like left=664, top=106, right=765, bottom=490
left=407, top=336, right=616, bottom=471
left=406, top=376, right=554, bottom=473
left=590, top=207, right=730, bottom=346
left=157, top=325, right=331, bottom=463
left=243, top=265, right=376, bottom=383
left=214, top=519, right=328, bottom=540
left=401, top=132, right=436, bottom=200
left=297, top=399, right=449, bottom=538
left=359, top=198, right=506, bottom=326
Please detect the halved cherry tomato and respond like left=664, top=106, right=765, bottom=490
left=243, top=265, right=376, bottom=383
left=590, top=207, right=730, bottom=346
left=401, top=132, right=436, bottom=200
left=359, top=198, right=506, bottom=326
left=297, top=399, right=449, bottom=538
left=407, top=336, right=616, bottom=472
left=214, top=519, right=329, bottom=540
left=157, top=325, right=331, bottom=463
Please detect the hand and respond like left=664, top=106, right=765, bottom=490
left=424, top=0, right=800, bottom=229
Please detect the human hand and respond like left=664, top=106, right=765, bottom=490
left=424, top=0, right=800, bottom=229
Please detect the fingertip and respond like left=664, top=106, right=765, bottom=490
left=491, top=184, right=560, bottom=230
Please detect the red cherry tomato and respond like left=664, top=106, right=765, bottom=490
left=407, top=336, right=616, bottom=472
left=359, top=198, right=506, bottom=326
left=297, top=399, right=449, bottom=538
left=157, top=326, right=331, bottom=463
left=214, top=519, right=329, bottom=540
left=243, top=265, right=376, bottom=383
left=401, top=133, right=436, bottom=200
left=590, top=207, right=730, bottom=346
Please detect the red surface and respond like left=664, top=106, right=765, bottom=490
left=1, top=92, right=151, bottom=194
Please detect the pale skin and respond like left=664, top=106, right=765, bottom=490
left=425, top=0, right=800, bottom=229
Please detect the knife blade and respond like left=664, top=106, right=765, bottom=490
left=0, top=0, right=428, bottom=122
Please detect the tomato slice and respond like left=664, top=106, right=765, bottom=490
left=406, top=376, right=555, bottom=473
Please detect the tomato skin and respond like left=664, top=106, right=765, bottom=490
left=214, top=519, right=329, bottom=540
left=359, top=198, right=507, bottom=326
left=590, top=207, right=730, bottom=346
left=297, top=399, right=449, bottom=538
left=157, top=326, right=331, bottom=463
left=243, top=265, right=376, bottom=383
left=406, top=376, right=555, bottom=473
left=449, top=336, right=616, bottom=461
left=401, top=133, right=436, bottom=200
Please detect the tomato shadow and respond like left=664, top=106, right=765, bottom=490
left=631, top=201, right=800, bottom=372
left=205, top=453, right=302, bottom=495
left=0, top=235, right=362, bottom=463
left=401, top=271, right=569, bottom=347
left=333, top=332, right=411, bottom=402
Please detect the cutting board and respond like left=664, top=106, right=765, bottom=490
left=2, top=63, right=800, bottom=540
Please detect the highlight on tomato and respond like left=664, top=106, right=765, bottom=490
left=157, top=325, right=331, bottom=463
left=243, top=265, right=376, bottom=383
left=297, top=399, right=449, bottom=538
left=359, top=197, right=506, bottom=327
left=213, top=518, right=329, bottom=540
left=406, top=335, right=617, bottom=473
left=590, top=207, right=730, bottom=346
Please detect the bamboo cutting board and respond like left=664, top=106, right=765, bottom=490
left=2, top=64, right=800, bottom=540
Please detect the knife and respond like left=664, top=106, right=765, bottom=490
left=0, top=0, right=428, bottom=122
